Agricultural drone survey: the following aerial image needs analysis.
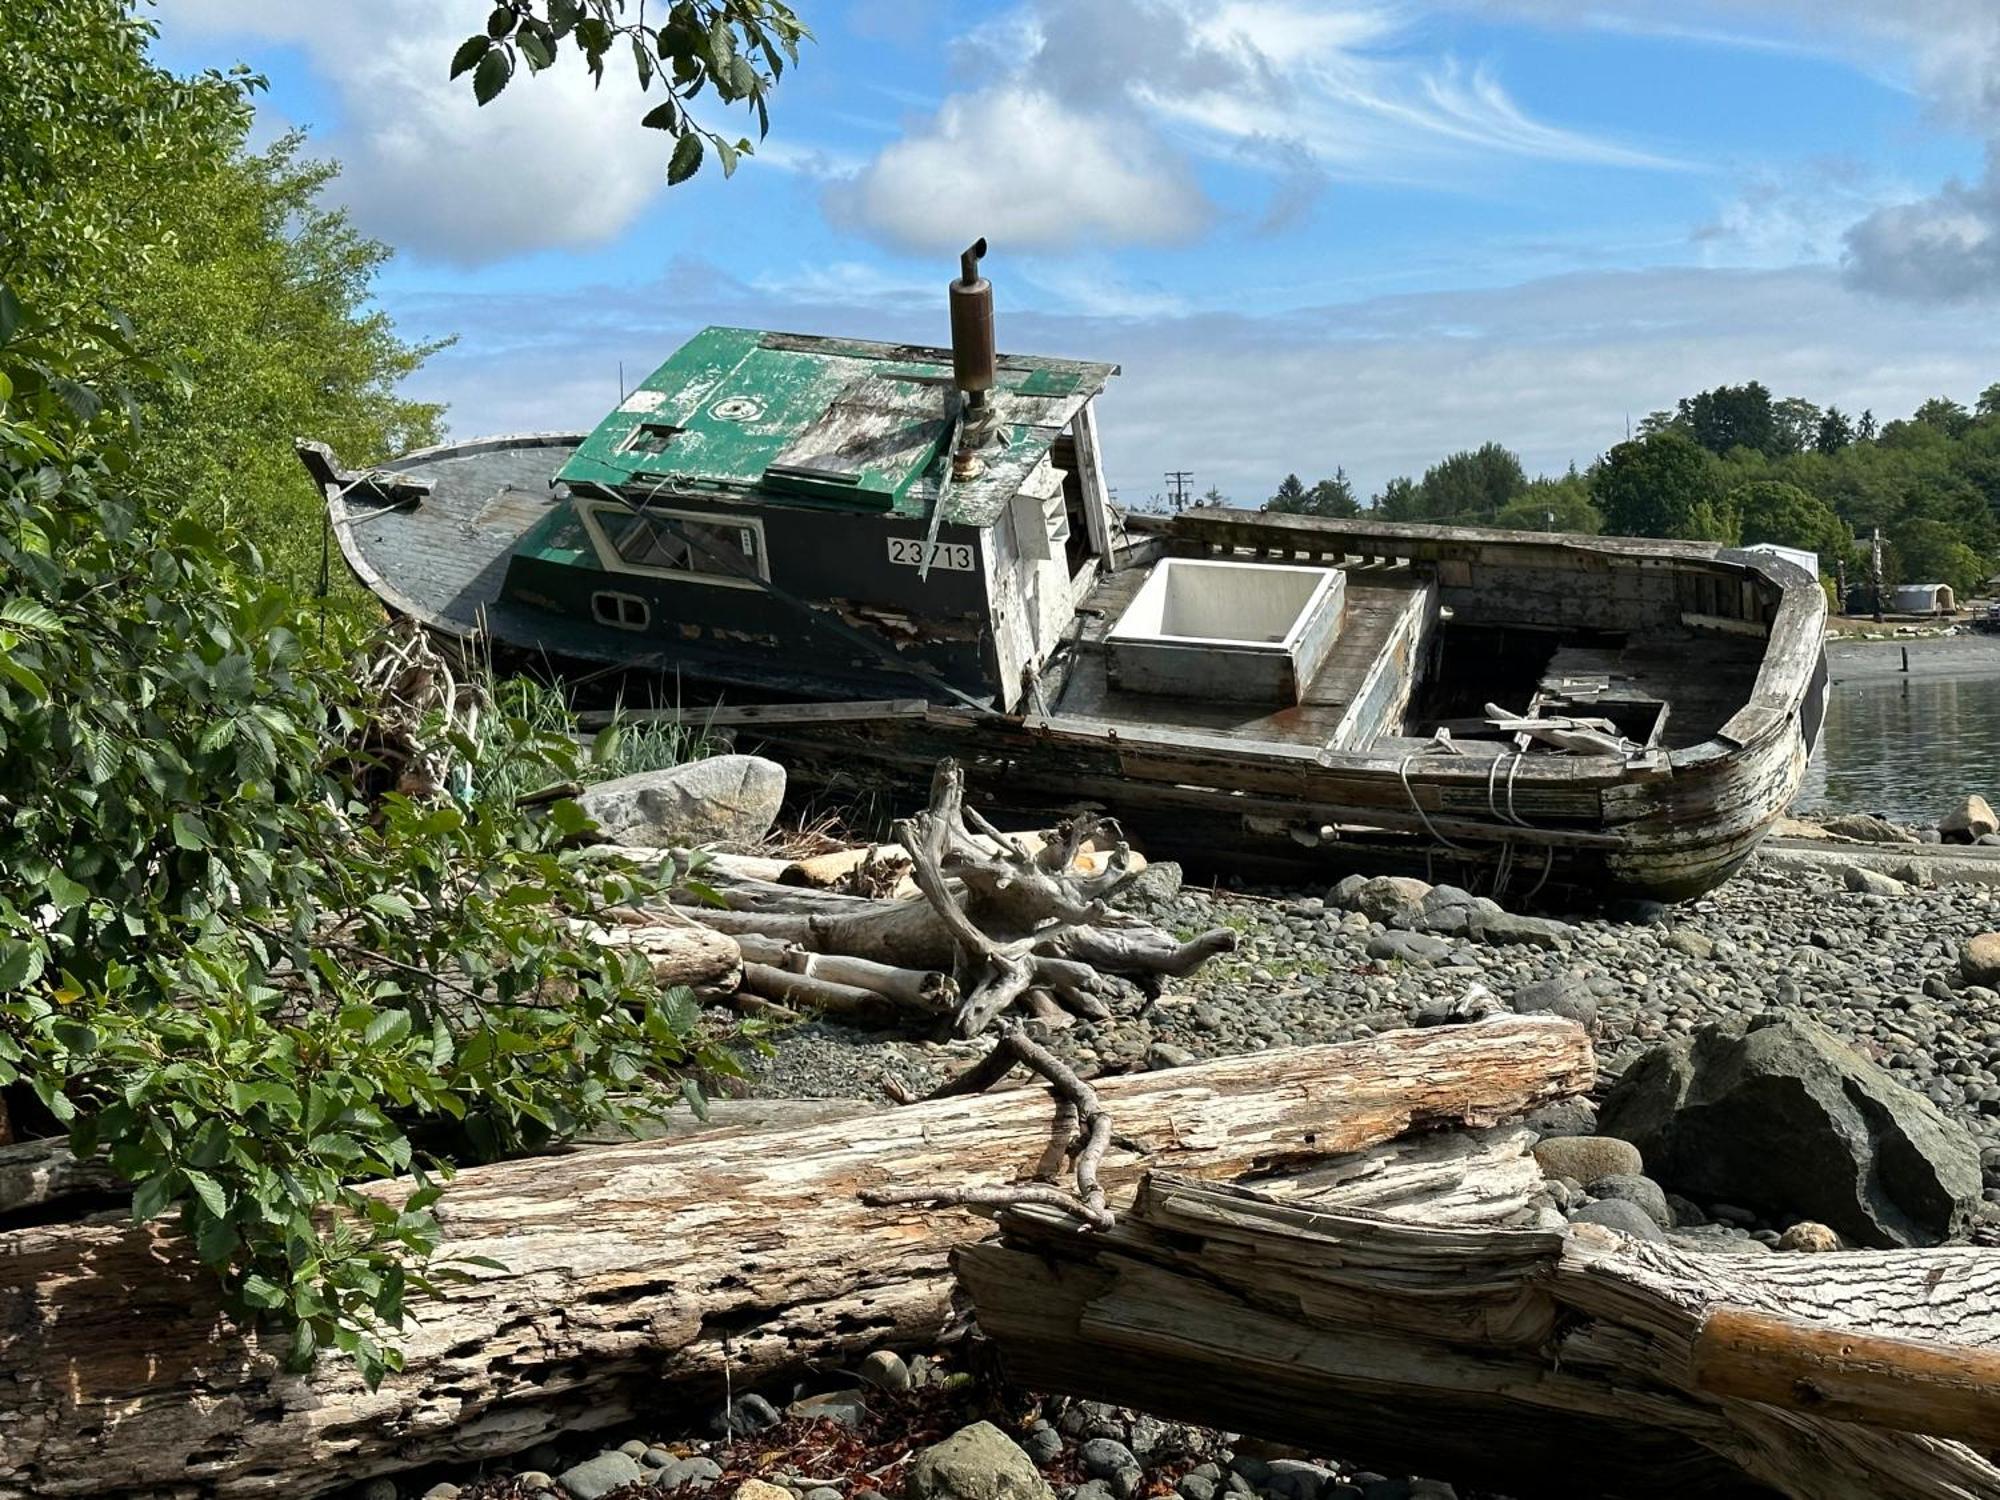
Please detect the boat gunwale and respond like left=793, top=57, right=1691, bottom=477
left=326, top=439, right=1826, bottom=803
left=325, top=431, right=590, bottom=642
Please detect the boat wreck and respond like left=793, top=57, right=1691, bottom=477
left=301, top=243, right=1828, bottom=902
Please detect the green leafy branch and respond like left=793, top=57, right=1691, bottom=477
left=448, top=0, right=809, bottom=184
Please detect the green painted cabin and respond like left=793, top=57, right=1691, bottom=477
left=477, top=327, right=1118, bottom=710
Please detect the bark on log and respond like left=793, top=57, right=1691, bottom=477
left=0, top=1017, right=1590, bottom=1500
left=1691, top=1304, right=2000, bottom=1450
left=0, top=1138, right=121, bottom=1218
left=737, top=961, right=900, bottom=1017
left=960, top=1158, right=2000, bottom=1500
left=581, top=918, right=742, bottom=990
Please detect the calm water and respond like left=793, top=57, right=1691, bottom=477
left=1797, top=671, right=2000, bottom=825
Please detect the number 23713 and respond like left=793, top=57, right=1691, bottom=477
left=886, top=538, right=974, bottom=572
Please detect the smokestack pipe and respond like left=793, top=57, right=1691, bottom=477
left=948, top=237, right=996, bottom=413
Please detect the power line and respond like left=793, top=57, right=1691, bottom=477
left=1164, top=470, right=1194, bottom=512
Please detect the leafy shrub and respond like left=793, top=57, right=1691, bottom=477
left=0, top=292, right=737, bottom=1385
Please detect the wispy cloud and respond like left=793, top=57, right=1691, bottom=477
left=1461, top=0, right=2000, bottom=299
left=1572, top=11, right=1886, bottom=70
left=752, top=140, right=870, bottom=179
left=834, top=0, right=1694, bottom=254
left=1416, top=59, right=1692, bottom=169
left=1695, top=159, right=1917, bottom=269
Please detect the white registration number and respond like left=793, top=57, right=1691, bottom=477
left=887, top=537, right=974, bottom=573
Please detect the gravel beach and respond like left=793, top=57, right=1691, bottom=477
left=745, top=855, right=2000, bottom=1177
left=394, top=843, right=2000, bottom=1500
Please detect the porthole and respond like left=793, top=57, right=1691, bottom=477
left=591, top=591, right=650, bottom=632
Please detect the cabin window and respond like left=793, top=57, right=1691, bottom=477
left=591, top=591, right=651, bottom=631
left=585, top=503, right=768, bottom=587
left=619, top=422, right=683, bottom=458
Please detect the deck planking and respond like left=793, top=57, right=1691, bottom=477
left=1058, top=567, right=1429, bottom=749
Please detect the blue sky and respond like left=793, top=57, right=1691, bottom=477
left=154, top=0, right=2000, bottom=506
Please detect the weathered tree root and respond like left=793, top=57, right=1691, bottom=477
left=892, top=760, right=1237, bottom=1036
left=863, top=1025, right=1117, bottom=1230
left=647, top=759, right=1234, bottom=1036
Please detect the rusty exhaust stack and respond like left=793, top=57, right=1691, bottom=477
left=949, top=237, right=996, bottom=415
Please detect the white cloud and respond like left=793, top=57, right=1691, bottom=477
left=159, top=0, right=672, bottom=264
left=833, top=0, right=1691, bottom=253
left=1846, top=152, right=2000, bottom=301
left=825, top=85, right=1211, bottom=254
left=1695, top=160, right=1913, bottom=269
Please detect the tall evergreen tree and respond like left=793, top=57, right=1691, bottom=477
left=1677, top=382, right=1779, bottom=457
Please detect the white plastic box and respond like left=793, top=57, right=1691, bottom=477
left=1106, top=558, right=1345, bottom=704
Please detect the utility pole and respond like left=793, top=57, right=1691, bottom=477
left=1871, top=527, right=1885, bottom=623
left=1164, top=470, right=1194, bottom=512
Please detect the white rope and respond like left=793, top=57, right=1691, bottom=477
left=1399, top=753, right=1470, bottom=852
left=1504, top=750, right=1531, bottom=826
left=1526, top=842, right=1558, bottom=901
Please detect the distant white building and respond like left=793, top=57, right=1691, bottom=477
left=1743, top=542, right=1819, bottom=580
left=1892, top=582, right=1956, bottom=615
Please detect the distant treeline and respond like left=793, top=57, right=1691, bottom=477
left=1256, top=381, right=2000, bottom=595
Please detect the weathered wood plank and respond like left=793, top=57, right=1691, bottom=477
left=963, top=1170, right=2000, bottom=1500
left=575, top=698, right=929, bottom=730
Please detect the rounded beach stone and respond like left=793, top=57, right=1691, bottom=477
left=1531, top=1135, right=1642, bottom=1183
left=1777, top=1220, right=1842, bottom=1252
left=1585, top=1172, right=1673, bottom=1229
left=1569, top=1197, right=1665, bottom=1242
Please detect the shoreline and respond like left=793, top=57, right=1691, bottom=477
left=1825, top=630, right=2000, bottom=684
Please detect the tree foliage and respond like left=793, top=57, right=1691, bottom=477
left=1492, top=471, right=1600, bottom=534
left=1335, top=374, right=2000, bottom=597
left=450, top=0, right=809, bottom=184
left=0, top=1, right=735, bottom=1383
left=1730, top=479, right=1852, bottom=565
left=1264, top=469, right=1358, bottom=517
left=1, top=0, right=444, bottom=609
left=1591, top=430, right=1721, bottom=539
left=1677, top=381, right=1779, bottom=458
left=1371, top=443, right=1527, bottom=523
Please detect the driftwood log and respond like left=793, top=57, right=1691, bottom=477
left=661, top=761, right=1234, bottom=1036
left=0, top=1017, right=1590, bottom=1500
left=960, top=1142, right=2000, bottom=1500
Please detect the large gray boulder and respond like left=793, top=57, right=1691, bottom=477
left=1598, top=1015, right=1983, bottom=1248
left=1940, top=794, right=1999, bottom=842
left=910, top=1423, right=1056, bottom=1500
left=579, top=754, right=785, bottom=847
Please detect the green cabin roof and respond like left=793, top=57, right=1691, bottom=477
left=554, top=327, right=1117, bottom=528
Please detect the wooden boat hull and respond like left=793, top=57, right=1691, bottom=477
left=313, top=436, right=1828, bottom=905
